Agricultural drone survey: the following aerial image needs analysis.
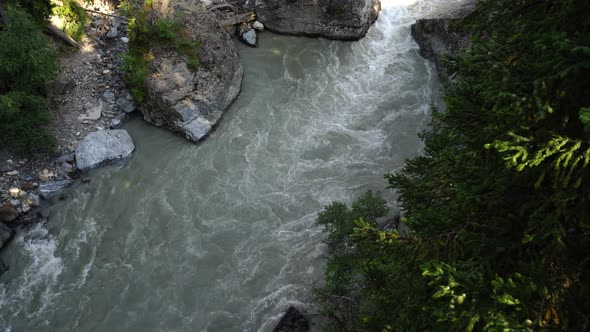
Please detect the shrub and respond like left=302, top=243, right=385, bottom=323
left=52, top=0, right=90, bottom=41
left=120, top=0, right=200, bottom=103
left=0, top=5, right=56, bottom=153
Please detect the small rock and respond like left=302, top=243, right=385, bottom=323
left=28, top=193, right=40, bottom=207
left=56, top=152, right=75, bottom=164
left=103, top=69, right=111, bottom=74
left=39, top=169, right=54, bottom=182
left=21, top=182, right=35, bottom=191
left=59, top=162, right=76, bottom=174
left=102, top=91, right=116, bottom=104
left=239, top=28, right=257, bottom=47
left=39, top=180, right=73, bottom=200
left=6, top=159, right=13, bottom=164
left=0, top=205, right=19, bottom=223
left=21, top=204, right=30, bottom=213
left=106, top=26, right=118, bottom=38
left=0, top=223, right=14, bottom=250
left=111, top=19, right=121, bottom=29
left=6, top=170, right=18, bottom=176
left=252, top=21, right=264, bottom=31
left=121, top=37, right=129, bottom=43
left=9, top=199, right=20, bottom=207
left=110, top=112, right=127, bottom=128
left=78, top=100, right=104, bottom=122
left=116, top=97, right=135, bottom=113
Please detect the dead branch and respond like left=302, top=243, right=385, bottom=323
left=221, top=11, right=256, bottom=26
left=83, top=8, right=128, bottom=21
left=208, top=3, right=239, bottom=12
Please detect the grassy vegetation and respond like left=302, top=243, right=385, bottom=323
left=316, top=0, right=590, bottom=330
left=119, top=0, right=200, bottom=103
left=52, top=0, right=90, bottom=42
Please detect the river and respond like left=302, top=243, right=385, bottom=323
left=0, top=0, right=446, bottom=330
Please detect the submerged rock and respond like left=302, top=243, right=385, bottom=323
left=273, top=306, right=309, bottom=332
left=39, top=180, right=73, bottom=200
left=75, top=130, right=135, bottom=171
left=255, top=0, right=381, bottom=40
left=0, top=223, right=14, bottom=249
left=0, top=258, right=8, bottom=277
left=142, top=7, right=242, bottom=143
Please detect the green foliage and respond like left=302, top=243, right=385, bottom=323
left=7, top=0, right=53, bottom=25
left=0, top=5, right=56, bottom=152
left=316, top=0, right=590, bottom=330
left=52, top=0, right=90, bottom=41
left=120, top=0, right=200, bottom=103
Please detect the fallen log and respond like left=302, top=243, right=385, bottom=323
left=47, top=24, right=82, bottom=49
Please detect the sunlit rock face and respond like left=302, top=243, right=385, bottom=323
left=254, top=0, right=381, bottom=40
left=142, top=7, right=243, bottom=143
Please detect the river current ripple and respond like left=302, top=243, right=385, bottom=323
left=0, top=1, right=451, bottom=330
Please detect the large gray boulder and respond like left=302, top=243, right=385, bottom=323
left=254, top=0, right=381, bottom=40
left=75, top=130, right=135, bottom=171
left=141, top=7, right=243, bottom=143
left=411, top=0, right=477, bottom=85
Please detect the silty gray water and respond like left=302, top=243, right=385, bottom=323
left=0, top=0, right=448, bottom=330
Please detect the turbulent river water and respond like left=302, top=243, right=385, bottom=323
left=0, top=0, right=449, bottom=330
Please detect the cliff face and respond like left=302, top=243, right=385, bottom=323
left=411, top=0, right=477, bottom=85
left=254, top=0, right=381, bottom=41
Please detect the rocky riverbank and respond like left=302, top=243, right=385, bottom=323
left=0, top=1, right=137, bottom=271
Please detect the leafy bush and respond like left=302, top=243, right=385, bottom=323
left=0, top=5, right=56, bottom=152
left=316, top=0, right=590, bottom=330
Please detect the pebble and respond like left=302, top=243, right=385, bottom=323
left=103, top=69, right=111, bottom=74
left=6, top=170, right=18, bottom=176
left=121, top=37, right=129, bottom=43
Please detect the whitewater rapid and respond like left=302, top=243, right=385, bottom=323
left=0, top=1, right=452, bottom=330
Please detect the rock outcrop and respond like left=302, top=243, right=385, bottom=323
left=142, top=7, right=243, bottom=143
left=254, top=0, right=381, bottom=41
left=75, top=130, right=135, bottom=171
left=411, top=0, right=477, bottom=85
